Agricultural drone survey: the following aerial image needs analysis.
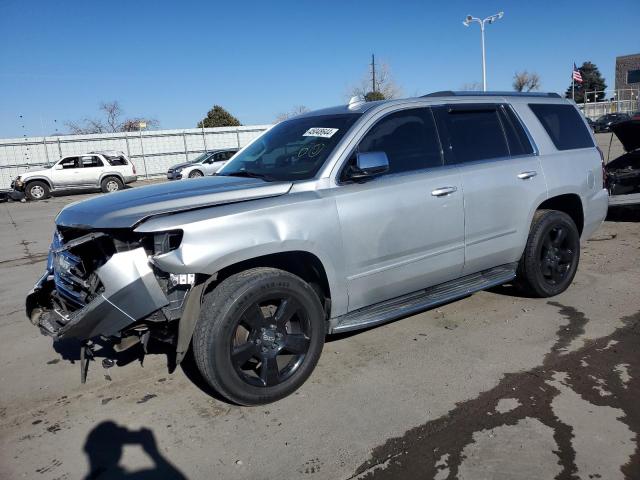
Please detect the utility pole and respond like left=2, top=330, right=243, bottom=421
left=371, top=54, right=376, bottom=93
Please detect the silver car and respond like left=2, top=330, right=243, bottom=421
left=27, top=92, right=608, bottom=405
left=166, top=149, right=238, bottom=180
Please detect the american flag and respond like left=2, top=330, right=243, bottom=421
left=572, top=64, right=583, bottom=83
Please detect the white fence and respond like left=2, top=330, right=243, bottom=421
left=0, top=125, right=271, bottom=189
left=578, top=88, right=640, bottom=119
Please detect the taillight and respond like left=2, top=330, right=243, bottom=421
left=596, top=146, right=607, bottom=189
left=132, top=163, right=137, bottom=175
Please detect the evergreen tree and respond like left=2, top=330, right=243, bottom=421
left=197, top=105, right=241, bottom=128
left=565, top=62, right=607, bottom=103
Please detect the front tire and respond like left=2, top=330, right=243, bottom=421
left=25, top=181, right=50, bottom=201
left=516, top=209, right=580, bottom=297
left=192, top=268, right=325, bottom=405
left=188, top=170, right=204, bottom=178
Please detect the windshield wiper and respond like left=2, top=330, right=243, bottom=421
left=222, top=170, right=277, bottom=182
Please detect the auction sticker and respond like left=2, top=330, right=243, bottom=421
left=303, top=127, right=339, bottom=138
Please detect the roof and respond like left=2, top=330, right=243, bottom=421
left=422, top=91, right=561, bottom=98
left=296, top=91, right=568, bottom=119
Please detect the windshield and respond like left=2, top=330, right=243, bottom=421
left=218, top=113, right=360, bottom=181
left=190, top=152, right=210, bottom=163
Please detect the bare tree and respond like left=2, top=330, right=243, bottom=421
left=120, top=117, right=161, bottom=132
left=100, top=101, right=123, bottom=132
left=65, top=118, right=106, bottom=135
left=348, top=62, right=402, bottom=101
left=459, top=81, right=483, bottom=91
left=275, top=105, right=310, bottom=123
left=513, top=71, right=541, bottom=92
left=65, top=101, right=159, bottom=134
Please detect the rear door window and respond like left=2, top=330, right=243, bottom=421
left=80, top=156, right=103, bottom=168
left=528, top=103, right=594, bottom=150
left=434, top=105, right=509, bottom=163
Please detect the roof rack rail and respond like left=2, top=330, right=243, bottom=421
left=422, top=91, right=561, bottom=98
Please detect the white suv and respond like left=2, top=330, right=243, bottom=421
left=12, top=151, right=137, bottom=200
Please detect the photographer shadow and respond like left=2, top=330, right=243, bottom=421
left=83, top=421, right=187, bottom=480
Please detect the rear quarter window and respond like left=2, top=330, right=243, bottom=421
left=105, top=155, right=128, bottom=166
left=529, top=103, right=594, bottom=150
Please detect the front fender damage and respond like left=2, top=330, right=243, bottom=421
left=28, top=247, right=169, bottom=340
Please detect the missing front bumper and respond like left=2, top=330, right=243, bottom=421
left=27, top=247, right=169, bottom=340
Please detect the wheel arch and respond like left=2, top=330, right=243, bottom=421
left=536, top=193, right=584, bottom=235
left=99, top=172, right=125, bottom=185
left=174, top=248, right=337, bottom=365
left=24, top=176, right=53, bottom=190
left=211, top=250, right=331, bottom=307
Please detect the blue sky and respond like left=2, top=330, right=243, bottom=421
left=0, top=0, right=637, bottom=138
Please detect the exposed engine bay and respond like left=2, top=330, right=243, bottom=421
left=606, top=119, right=640, bottom=206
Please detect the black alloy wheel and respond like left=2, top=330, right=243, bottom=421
left=230, top=295, right=311, bottom=388
left=192, top=267, right=325, bottom=405
left=516, top=209, right=580, bottom=297
left=539, top=224, right=575, bottom=285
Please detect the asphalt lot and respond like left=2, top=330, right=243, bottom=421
left=1, top=182, right=639, bottom=479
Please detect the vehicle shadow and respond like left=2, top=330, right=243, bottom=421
left=83, top=421, right=187, bottom=480
left=606, top=205, right=640, bottom=222
left=52, top=337, right=177, bottom=372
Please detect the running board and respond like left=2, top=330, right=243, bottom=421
left=330, top=263, right=517, bottom=334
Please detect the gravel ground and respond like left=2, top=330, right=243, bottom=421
left=0, top=186, right=638, bottom=480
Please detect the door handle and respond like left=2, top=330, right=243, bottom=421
left=517, top=171, right=537, bottom=180
left=431, top=186, right=457, bottom=197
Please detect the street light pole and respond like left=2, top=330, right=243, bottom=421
left=463, top=12, right=504, bottom=91
left=480, top=21, right=486, bottom=91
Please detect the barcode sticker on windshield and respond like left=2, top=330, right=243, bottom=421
left=303, top=127, right=339, bottom=138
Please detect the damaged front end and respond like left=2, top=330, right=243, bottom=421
left=26, top=227, right=194, bottom=381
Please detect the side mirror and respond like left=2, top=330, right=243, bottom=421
left=54, top=164, right=63, bottom=170
left=348, top=152, right=389, bottom=181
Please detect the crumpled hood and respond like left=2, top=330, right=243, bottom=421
left=611, top=119, right=640, bottom=153
left=56, top=176, right=292, bottom=229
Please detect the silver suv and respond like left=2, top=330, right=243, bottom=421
left=27, top=92, right=608, bottom=405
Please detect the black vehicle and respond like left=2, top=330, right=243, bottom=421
left=606, top=119, right=640, bottom=206
left=593, top=113, right=631, bottom=133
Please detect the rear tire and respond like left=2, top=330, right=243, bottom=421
left=25, top=181, right=50, bottom=201
left=192, top=267, right=325, bottom=405
left=100, top=176, right=123, bottom=193
left=515, top=209, right=580, bottom=297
